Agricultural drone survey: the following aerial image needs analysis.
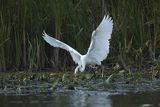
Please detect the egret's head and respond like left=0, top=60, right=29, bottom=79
left=79, top=65, right=85, bottom=72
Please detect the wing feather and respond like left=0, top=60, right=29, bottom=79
left=87, top=15, right=113, bottom=62
left=42, top=31, right=81, bottom=64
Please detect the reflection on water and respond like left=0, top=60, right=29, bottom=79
left=0, top=91, right=160, bottom=107
left=109, top=91, right=160, bottom=107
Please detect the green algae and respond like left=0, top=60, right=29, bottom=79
left=0, top=70, right=159, bottom=95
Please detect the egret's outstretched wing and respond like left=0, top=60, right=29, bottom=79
left=87, top=15, right=113, bottom=62
left=42, top=31, right=81, bottom=64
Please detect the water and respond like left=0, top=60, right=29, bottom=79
left=0, top=73, right=160, bottom=107
left=0, top=90, right=160, bottom=107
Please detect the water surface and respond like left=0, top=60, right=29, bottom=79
left=0, top=90, right=160, bottom=107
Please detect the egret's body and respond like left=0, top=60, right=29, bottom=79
left=43, top=15, right=113, bottom=74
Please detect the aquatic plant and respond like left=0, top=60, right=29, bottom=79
left=0, top=0, right=160, bottom=72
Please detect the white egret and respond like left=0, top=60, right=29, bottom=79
left=42, top=15, right=113, bottom=74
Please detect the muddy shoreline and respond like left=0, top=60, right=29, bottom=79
left=0, top=71, right=160, bottom=95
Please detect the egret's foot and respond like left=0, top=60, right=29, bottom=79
left=89, top=65, right=98, bottom=69
left=74, top=72, right=78, bottom=78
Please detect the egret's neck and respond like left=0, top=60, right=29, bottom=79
left=79, top=55, right=86, bottom=72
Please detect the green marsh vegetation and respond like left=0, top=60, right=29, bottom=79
left=0, top=0, right=160, bottom=76
left=0, top=71, right=159, bottom=94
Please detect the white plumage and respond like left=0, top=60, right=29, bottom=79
left=42, top=15, right=113, bottom=74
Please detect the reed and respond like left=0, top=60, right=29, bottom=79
left=0, top=0, right=160, bottom=72
left=107, top=0, right=160, bottom=70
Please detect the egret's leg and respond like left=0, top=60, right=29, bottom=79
left=89, top=65, right=97, bottom=79
left=100, top=65, right=104, bottom=78
left=97, top=61, right=101, bottom=66
left=91, top=68, right=96, bottom=79
left=74, top=65, right=80, bottom=77
left=96, top=62, right=104, bottom=78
